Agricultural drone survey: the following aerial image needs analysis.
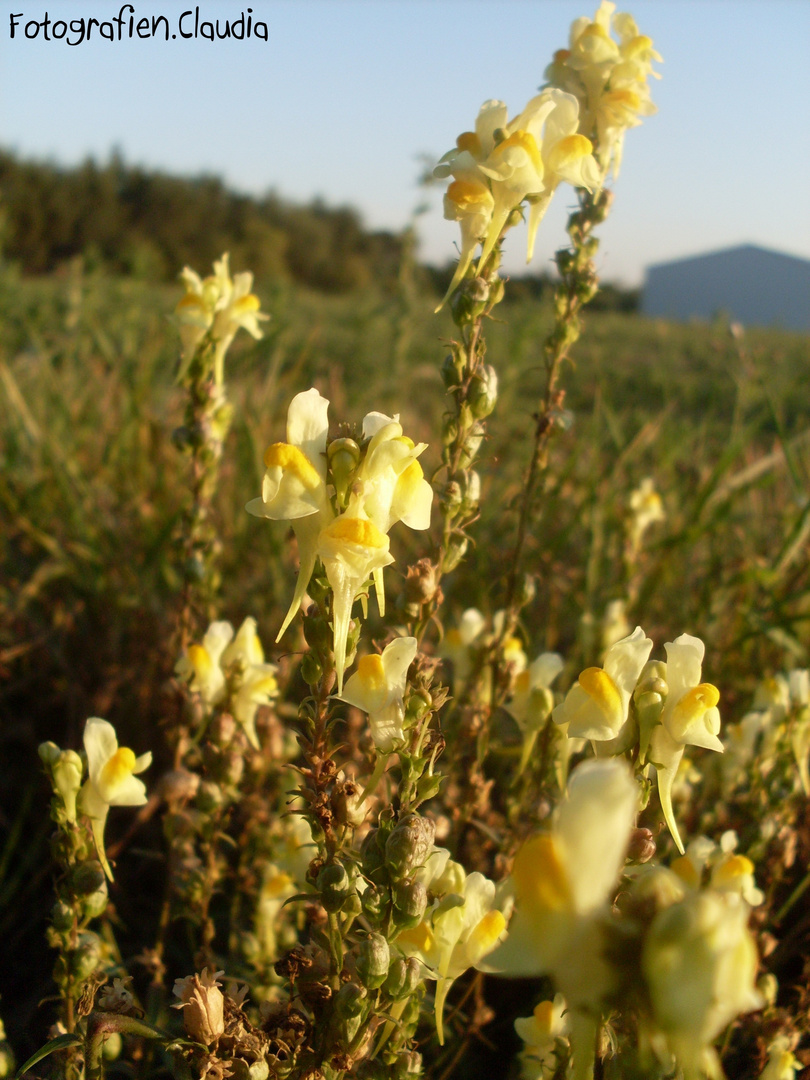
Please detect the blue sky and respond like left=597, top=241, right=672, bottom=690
left=1, top=0, right=809, bottom=285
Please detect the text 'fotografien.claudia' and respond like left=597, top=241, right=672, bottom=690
left=8, top=7, right=269, bottom=45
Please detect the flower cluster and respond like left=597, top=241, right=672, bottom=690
left=175, top=616, right=278, bottom=749
left=175, top=252, right=269, bottom=384
left=543, top=0, right=662, bottom=179
left=553, top=628, right=723, bottom=853
left=247, top=388, right=433, bottom=690
left=434, top=91, right=601, bottom=303
left=487, top=760, right=762, bottom=1080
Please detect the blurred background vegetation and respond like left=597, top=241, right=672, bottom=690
left=1, top=155, right=808, bottom=1065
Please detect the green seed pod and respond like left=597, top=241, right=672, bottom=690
left=460, top=470, right=481, bottom=518
left=440, top=353, right=462, bottom=390
left=341, top=893, right=363, bottom=922
left=487, top=276, right=505, bottom=307
left=71, top=932, right=102, bottom=981
left=385, top=813, right=435, bottom=879
left=317, top=862, right=352, bottom=913
left=442, top=534, right=469, bottom=574
left=356, top=932, right=390, bottom=989
left=393, top=1050, right=423, bottom=1079
left=393, top=880, right=428, bottom=930
left=457, top=423, right=484, bottom=470
left=384, top=955, right=421, bottom=1000
left=405, top=688, right=432, bottom=725
left=81, top=881, right=109, bottom=920
left=468, top=366, right=498, bottom=420
left=51, top=900, right=75, bottom=933
left=300, top=650, right=323, bottom=687
left=196, top=780, right=224, bottom=813
left=360, top=828, right=386, bottom=875
left=360, top=882, right=388, bottom=922
left=303, top=612, right=332, bottom=652
left=334, top=981, right=367, bottom=1019
left=72, top=861, right=107, bottom=898
left=441, top=480, right=463, bottom=515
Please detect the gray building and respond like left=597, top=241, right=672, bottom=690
left=642, top=244, right=810, bottom=331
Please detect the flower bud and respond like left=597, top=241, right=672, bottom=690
left=38, top=741, right=61, bottom=768
left=385, top=813, right=435, bottom=879
left=468, top=366, right=498, bottom=420
left=317, top=862, right=352, bottom=913
left=393, top=1051, right=423, bottom=1078
left=441, top=480, right=463, bottom=515
left=414, top=773, right=443, bottom=805
left=328, top=437, right=361, bottom=508
left=52, top=750, right=84, bottom=823
left=159, top=768, right=201, bottom=803
left=356, top=932, right=390, bottom=989
left=393, top=880, right=428, bottom=930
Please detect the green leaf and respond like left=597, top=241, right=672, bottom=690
left=16, top=1033, right=83, bottom=1076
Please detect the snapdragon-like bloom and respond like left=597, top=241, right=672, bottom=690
left=247, top=388, right=333, bottom=640
left=642, top=891, right=761, bottom=1080
left=396, top=869, right=506, bottom=1044
left=515, top=995, right=569, bottom=1080
left=77, top=717, right=152, bottom=879
left=339, top=636, right=418, bottom=752
left=627, top=476, right=665, bottom=550
left=648, top=634, right=722, bottom=854
left=438, top=607, right=487, bottom=689
left=175, top=617, right=278, bottom=749
left=506, top=652, right=564, bottom=773
left=317, top=513, right=394, bottom=693
left=488, top=759, right=637, bottom=1080
left=552, top=626, right=652, bottom=742
left=175, top=253, right=268, bottom=384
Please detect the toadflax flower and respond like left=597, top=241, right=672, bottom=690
left=317, top=512, right=394, bottom=693
left=515, top=995, right=570, bottom=1080
left=396, top=868, right=507, bottom=1044
left=174, top=253, right=270, bottom=386
left=506, top=651, right=565, bottom=773
left=77, top=717, right=152, bottom=879
left=175, top=253, right=268, bottom=385
left=648, top=634, right=723, bottom=854
left=642, top=890, right=762, bottom=1080
left=487, top=759, right=637, bottom=1080
left=175, top=617, right=278, bottom=749
left=339, top=636, right=418, bottom=753
left=552, top=626, right=652, bottom=743
left=246, top=387, right=334, bottom=640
